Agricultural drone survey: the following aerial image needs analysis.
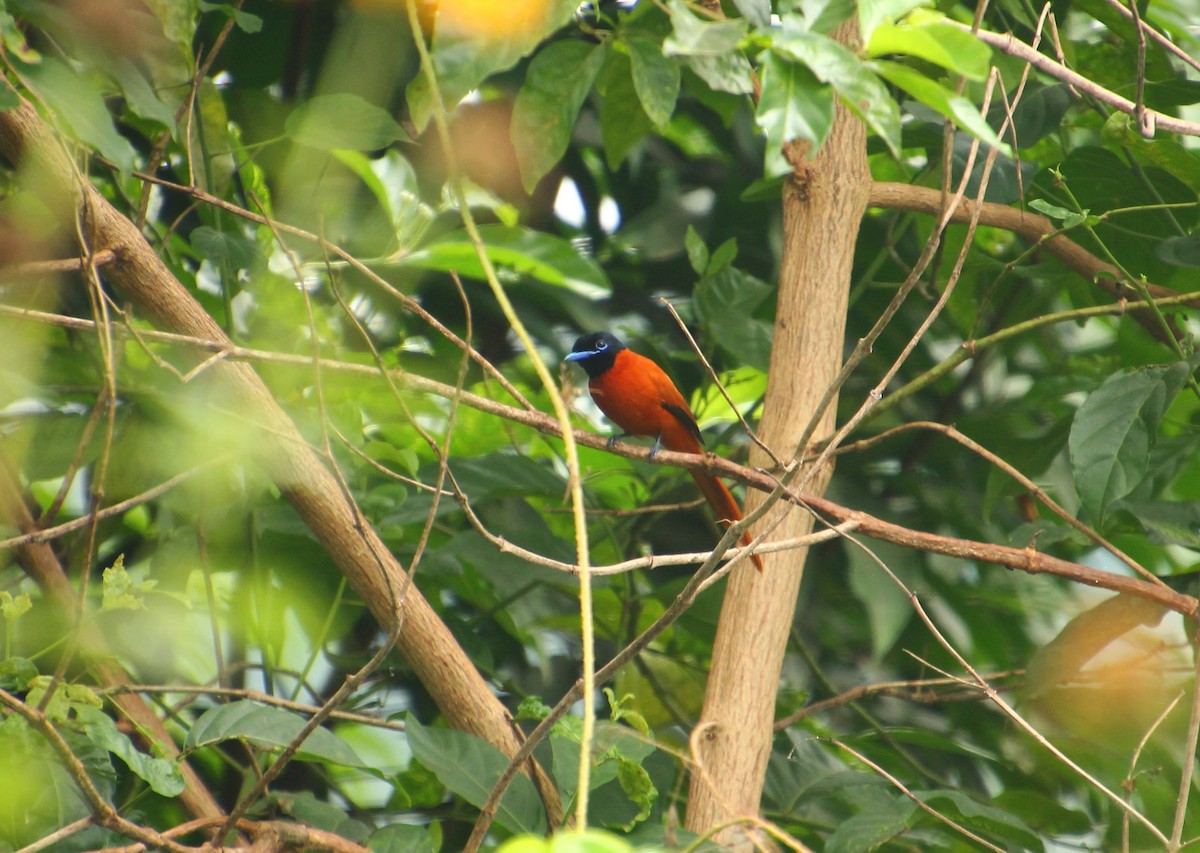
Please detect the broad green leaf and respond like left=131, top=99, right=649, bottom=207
left=919, top=790, right=1041, bottom=849
left=1128, top=501, right=1200, bottom=548
left=772, top=26, right=901, bottom=157
left=625, top=34, right=681, bottom=127
left=858, top=0, right=930, bottom=44
left=185, top=700, right=366, bottom=767
left=285, top=94, right=408, bottom=151
left=599, top=50, right=655, bottom=169
left=662, top=0, right=754, bottom=93
left=367, top=824, right=437, bottom=853
left=694, top=266, right=773, bottom=370
left=989, top=82, right=1070, bottom=148
left=110, top=56, right=178, bottom=128
left=826, top=794, right=918, bottom=852
left=664, top=0, right=748, bottom=56
left=406, top=716, right=547, bottom=836
left=400, top=225, right=611, bottom=299
left=332, top=149, right=433, bottom=249
left=1101, top=111, right=1200, bottom=194
left=1068, top=361, right=1191, bottom=524
left=74, top=706, right=185, bottom=798
left=198, top=0, right=262, bottom=33
left=20, top=57, right=136, bottom=172
left=872, top=60, right=1009, bottom=154
left=512, top=40, right=606, bottom=192
left=732, top=0, right=771, bottom=27
left=191, top=225, right=258, bottom=271
left=755, top=51, right=834, bottom=175
left=846, top=541, right=916, bottom=660
left=408, top=0, right=579, bottom=132
left=866, top=14, right=991, bottom=81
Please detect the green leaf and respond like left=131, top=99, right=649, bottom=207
left=408, top=0, right=579, bottom=132
left=756, top=52, right=834, bottom=175
left=826, top=794, right=918, bottom=852
left=662, top=1, right=754, bottom=93
left=185, top=700, right=367, bottom=767
left=0, top=590, right=31, bottom=621
left=599, top=50, right=655, bottom=169
left=284, top=94, right=408, bottom=151
left=512, top=40, right=606, bottom=192
left=74, top=705, right=185, bottom=798
left=198, top=0, right=262, bottom=33
left=1101, top=111, right=1200, bottom=194
left=918, top=790, right=1042, bottom=849
left=191, top=226, right=258, bottom=271
left=625, top=34, right=680, bottom=128
left=0, top=86, right=20, bottom=111
left=406, top=715, right=547, bottom=836
left=612, top=754, right=657, bottom=830
left=1029, top=198, right=1089, bottom=229
left=0, top=657, right=37, bottom=690
left=693, top=266, right=774, bottom=370
left=872, top=60, right=1010, bottom=154
left=366, top=824, right=437, bottom=853
left=400, top=225, right=611, bottom=299
left=684, top=225, right=709, bottom=274
left=732, top=0, right=771, bottom=27
left=1128, top=501, right=1200, bottom=548
left=772, top=26, right=901, bottom=157
left=21, top=57, right=137, bottom=172
left=664, top=0, right=748, bottom=55
left=102, top=555, right=153, bottom=611
left=858, top=0, right=931, bottom=44
left=847, top=541, right=916, bottom=660
left=1068, top=361, right=1192, bottom=524
left=866, top=14, right=992, bottom=81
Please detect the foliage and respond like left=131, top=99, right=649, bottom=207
left=1, top=0, right=1200, bottom=851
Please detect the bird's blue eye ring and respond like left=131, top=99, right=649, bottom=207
left=596, top=340, right=608, bottom=350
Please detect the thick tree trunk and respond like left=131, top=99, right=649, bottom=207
left=684, top=19, right=869, bottom=846
left=0, top=88, right=559, bottom=824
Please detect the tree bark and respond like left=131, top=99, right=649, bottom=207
left=684, top=18, right=870, bottom=846
left=0, top=87, right=560, bottom=824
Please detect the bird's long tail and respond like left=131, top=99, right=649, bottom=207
left=689, top=471, right=763, bottom=572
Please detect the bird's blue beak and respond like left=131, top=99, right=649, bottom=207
left=564, top=350, right=591, bottom=363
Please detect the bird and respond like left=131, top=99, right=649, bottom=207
left=565, top=331, right=762, bottom=572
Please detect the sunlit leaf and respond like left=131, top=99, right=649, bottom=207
left=866, top=13, right=992, bottom=81
left=755, top=51, right=834, bottom=175
left=400, top=225, right=611, bottom=298
left=872, top=60, right=1009, bottom=154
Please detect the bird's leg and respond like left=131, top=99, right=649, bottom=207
left=648, top=435, right=662, bottom=459
left=606, top=433, right=629, bottom=449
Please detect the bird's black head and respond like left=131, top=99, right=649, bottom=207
left=564, top=332, right=627, bottom=378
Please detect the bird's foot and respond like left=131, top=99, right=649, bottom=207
left=606, top=433, right=627, bottom=449
left=648, top=436, right=662, bottom=459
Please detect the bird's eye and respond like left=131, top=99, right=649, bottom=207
left=596, top=340, right=608, bottom=350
